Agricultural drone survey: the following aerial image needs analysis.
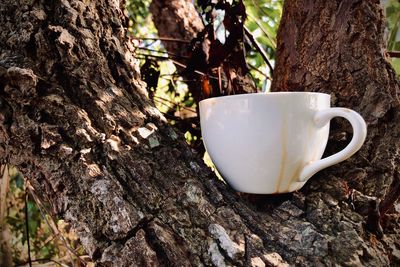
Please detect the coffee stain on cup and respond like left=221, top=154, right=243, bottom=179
left=275, top=117, right=287, bottom=193
left=285, top=126, right=313, bottom=190
left=209, top=99, right=217, bottom=106
left=285, top=164, right=303, bottom=192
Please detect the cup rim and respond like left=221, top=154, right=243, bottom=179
left=199, top=91, right=330, bottom=104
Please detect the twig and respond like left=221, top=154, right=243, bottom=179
left=246, top=12, right=277, bottom=49
left=244, top=26, right=274, bottom=75
left=387, top=51, right=400, bottom=58
left=159, top=77, right=197, bottom=83
left=218, top=67, right=222, bottom=93
left=158, top=110, right=185, bottom=121
left=250, top=0, right=270, bottom=19
left=27, top=184, right=86, bottom=265
left=140, top=39, right=158, bottom=49
left=159, top=73, right=181, bottom=77
left=158, top=76, right=197, bottom=83
left=15, top=257, right=68, bottom=267
left=153, top=98, right=175, bottom=110
left=0, top=165, right=12, bottom=266
left=135, top=54, right=171, bottom=61
left=131, top=36, right=191, bottom=43
left=24, top=187, right=32, bottom=267
left=39, top=234, right=56, bottom=251
left=136, top=53, right=226, bottom=82
left=168, top=59, right=226, bottom=82
left=153, top=96, right=197, bottom=114
left=134, top=46, right=190, bottom=60
left=248, top=63, right=272, bottom=80
left=0, top=165, right=10, bottom=229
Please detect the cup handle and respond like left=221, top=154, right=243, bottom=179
left=298, top=108, right=367, bottom=182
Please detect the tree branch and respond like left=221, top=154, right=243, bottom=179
left=387, top=51, right=400, bottom=58
left=243, top=26, right=274, bottom=75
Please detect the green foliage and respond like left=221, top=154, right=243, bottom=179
left=390, top=57, right=400, bottom=75
left=3, top=167, right=90, bottom=266
left=244, top=0, right=282, bottom=90
left=126, top=0, right=152, bottom=34
left=244, top=0, right=282, bottom=54
left=386, top=0, right=400, bottom=50
left=385, top=0, right=400, bottom=75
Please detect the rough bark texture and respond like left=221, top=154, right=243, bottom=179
left=272, top=0, right=400, bottom=225
left=271, top=0, right=400, bottom=263
left=149, top=0, right=204, bottom=59
left=0, top=1, right=398, bottom=267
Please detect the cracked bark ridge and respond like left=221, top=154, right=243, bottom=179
left=0, top=0, right=398, bottom=266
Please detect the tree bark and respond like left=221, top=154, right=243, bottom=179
left=272, top=0, right=400, bottom=218
left=0, top=1, right=398, bottom=267
left=149, top=0, right=204, bottom=60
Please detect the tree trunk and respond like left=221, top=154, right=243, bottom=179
left=273, top=0, right=400, bottom=191
left=0, top=1, right=398, bottom=267
left=272, top=0, right=400, bottom=226
left=149, top=0, right=203, bottom=60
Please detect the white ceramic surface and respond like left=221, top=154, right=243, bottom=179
left=199, top=92, right=367, bottom=194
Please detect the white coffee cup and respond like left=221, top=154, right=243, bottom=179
left=199, top=92, right=367, bottom=194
